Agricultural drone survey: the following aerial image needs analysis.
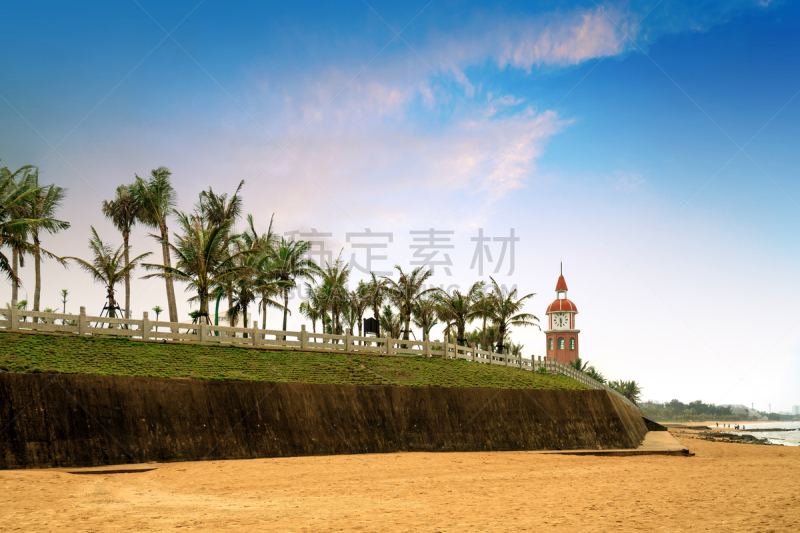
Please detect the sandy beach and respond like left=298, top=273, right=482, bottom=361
left=1, top=428, right=797, bottom=532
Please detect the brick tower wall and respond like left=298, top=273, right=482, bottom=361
left=545, top=331, right=579, bottom=364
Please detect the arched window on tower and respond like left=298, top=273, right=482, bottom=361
left=548, top=338, right=553, bottom=350
left=570, top=338, right=576, bottom=350
left=557, top=337, right=565, bottom=349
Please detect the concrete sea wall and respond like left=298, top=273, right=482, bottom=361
left=0, top=373, right=647, bottom=469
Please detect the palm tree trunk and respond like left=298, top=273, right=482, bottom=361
left=11, top=249, right=19, bottom=304
left=159, top=224, right=178, bottom=324
left=373, top=305, right=380, bottom=337
left=261, top=300, right=267, bottom=329
left=123, top=231, right=130, bottom=319
left=227, top=291, right=235, bottom=326
left=498, top=324, right=506, bottom=353
left=282, top=291, right=289, bottom=331
left=108, top=291, right=116, bottom=319
left=33, top=235, right=41, bottom=311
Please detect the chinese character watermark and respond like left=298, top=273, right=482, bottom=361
left=470, top=228, right=519, bottom=275
left=346, top=228, right=393, bottom=276
left=409, top=229, right=454, bottom=275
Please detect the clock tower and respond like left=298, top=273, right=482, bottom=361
left=544, top=265, right=580, bottom=364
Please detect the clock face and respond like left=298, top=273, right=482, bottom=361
left=554, top=314, right=568, bottom=328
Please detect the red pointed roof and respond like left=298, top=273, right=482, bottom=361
left=547, top=299, right=578, bottom=314
left=555, top=275, right=568, bottom=291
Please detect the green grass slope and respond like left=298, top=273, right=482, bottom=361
left=0, top=332, right=589, bottom=390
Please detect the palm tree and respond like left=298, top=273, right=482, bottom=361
left=1, top=164, right=68, bottom=303
left=271, top=237, right=322, bottom=331
left=102, top=184, right=139, bottom=319
left=382, top=265, right=436, bottom=341
left=0, top=163, right=36, bottom=296
left=431, top=281, right=484, bottom=345
left=196, top=180, right=244, bottom=230
left=225, top=241, right=285, bottom=331
left=412, top=296, right=437, bottom=341
left=152, top=305, right=163, bottom=321
left=132, top=167, right=178, bottom=323
left=609, top=380, right=642, bottom=404
left=341, top=299, right=358, bottom=336
left=299, top=299, right=322, bottom=335
left=585, top=366, right=606, bottom=384
left=569, top=357, right=590, bottom=372
left=508, top=342, right=524, bottom=357
left=364, top=272, right=387, bottom=337
left=64, top=227, right=150, bottom=319
left=26, top=171, right=69, bottom=312
left=379, top=304, right=403, bottom=339
left=465, top=324, right=501, bottom=351
left=196, top=181, right=245, bottom=318
left=349, top=281, right=371, bottom=338
left=235, top=214, right=285, bottom=329
left=315, top=254, right=349, bottom=335
left=142, top=213, right=247, bottom=323
left=483, top=277, right=539, bottom=353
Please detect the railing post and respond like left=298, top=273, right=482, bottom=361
left=252, top=323, right=258, bottom=345
left=345, top=331, right=352, bottom=352
left=78, top=306, right=87, bottom=336
left=300, top=325, right=307, bottom=349
left=9, top=306, right=19, bottom=331
left=200, top=321, right=208, bottom=344
left=425, top=338, right=431, bottom=358
left=142, top=311, right=150, bottom=341
left=385, top=332, right=392, bottom=355
left=470, top=343, right=476, bottom=362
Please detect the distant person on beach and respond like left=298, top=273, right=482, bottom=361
left=716, top=423, right=719, bottom=427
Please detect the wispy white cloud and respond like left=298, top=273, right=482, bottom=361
left=612, top=170, right=646, bottom=191
left=496, top=5, right=634, bottom=71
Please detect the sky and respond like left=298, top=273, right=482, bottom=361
left=1, top=0, right=799, bottom=412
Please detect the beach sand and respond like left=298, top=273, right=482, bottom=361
left=0, top=429, right=797, bottom=532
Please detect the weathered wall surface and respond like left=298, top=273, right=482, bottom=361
left=0, top=373, right=647, bottom=469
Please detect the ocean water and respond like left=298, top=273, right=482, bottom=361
left=709, top=421, right=800, bottom=446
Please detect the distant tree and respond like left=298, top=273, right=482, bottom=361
left=60, top=289, right=68, bottom=314
left=152, top=305, right=163, bottom=321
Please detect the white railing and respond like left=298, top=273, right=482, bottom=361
left=0, top=306, right=638, bottom=409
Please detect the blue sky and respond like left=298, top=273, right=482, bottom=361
left=2, top=0, right=799, bottom=411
